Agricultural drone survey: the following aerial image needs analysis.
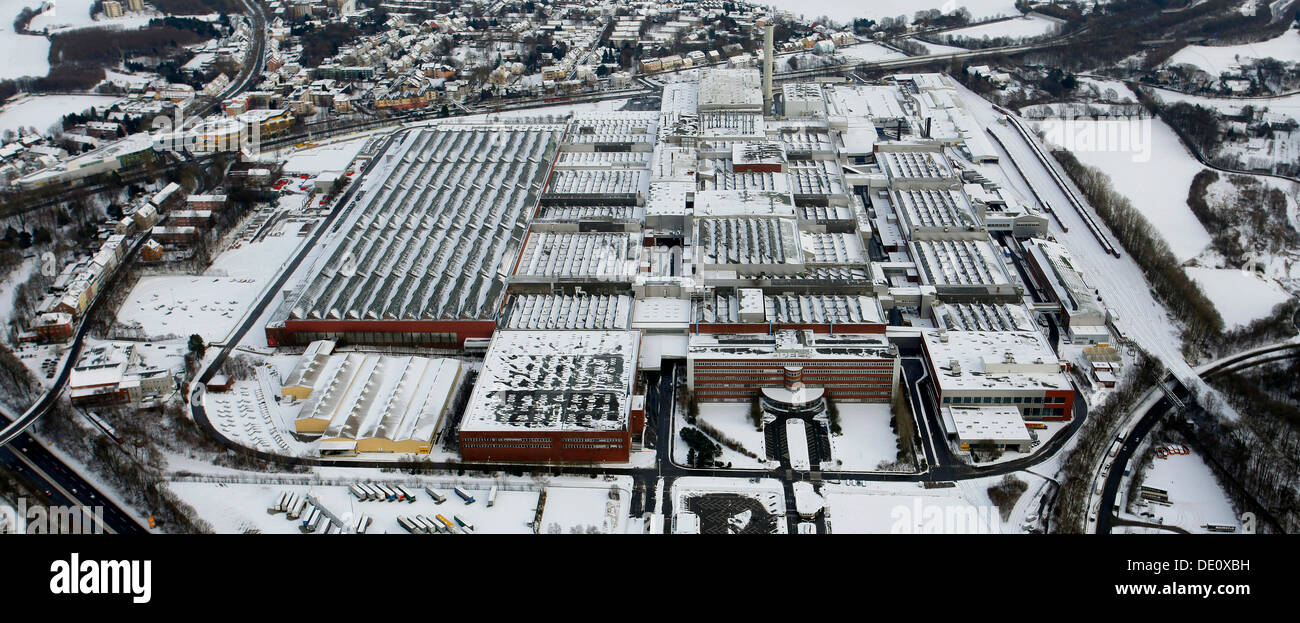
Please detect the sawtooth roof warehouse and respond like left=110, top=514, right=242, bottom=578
left=240, top=70, right=1103, bottom=465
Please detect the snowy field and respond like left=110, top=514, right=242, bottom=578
left=763, top=0, right=1022, bottom=25
left=826, top=402, right=898, bottom=471
left=0, top=3, right=50, bottom=80
left=823, top=476, right=1046, bottom=533
left=1030, top=116, right=1211, bottom=262
left=834, top=42, right=907, bottom=63
left=1164, top=28, right=1300, bottom=76
left=694, top=403, right=768, bottom=469
left=1150, top=87, right=1300, bottom=120
left=117, top=219, right=309, bottom=342
left=0, top=94, right=122, bottom=137
left=1185, top=267, right=1292, bottom=328
left=32, top=0, right=158, bottom=34
left=906, top=38, right=970, bottom=55
left=538, top=484, right=630, bottom=534
left=118, top=276, right=263, bottom=343
left=168, top=478, right=630, bottom=534
left=942, top=15, right=1061, bottom=41
left=1136, top=450, right=1240, bottom=533
left=823, top=482, right=1000, bottom=533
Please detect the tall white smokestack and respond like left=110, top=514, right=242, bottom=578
left=762, top=21, right=774, bottom=116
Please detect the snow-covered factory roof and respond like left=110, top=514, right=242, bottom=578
left=646, top=181, right=692, bottom=217
left=944, top=406, right=1034, bottom=445
left=283, top=126, right=562, bottom=323
left=878, top=150, right=956, bottom=185
left=533, top=204, right=640, bottom=224
left=460, top=330, right=639, bottom=433
left=660, top=81, right=699, bottom=115
left=931, top=302, right=1036, bottom=332
left=732, top=141, right=786, bottom=168
left=891, top=188, right=980, bottom=236
left=546, top=168, right=650, bottom=196
left=695, top=293, right=884, bottom=325
left=697, top=68, right=764, bottom=111
left=698, top=160, right=789, bottom=192
left=294, top=352, right=463, bottom=450
left=694, top=189, right=796, bottom=219
left=770, top=123, right=834, bottom=154
left=688, top=330, right=894, bottom=360
left=800, top=232, right=866, bottom=264
left=699, top=111, right=765, bottom=137
left=1023, top=237, right=1106, bottom=324
left=282, top=339, right=336, bottom=390
left=555, top=151, right=652, bottom=169
left=922, top=330, right=1069, bottom=393
left=564, top=112, right=659, bottom=145
left=785, top=159, right=845, bottom=196
left=502, top=294, right=632, bottom=330
left=909, top=239, right=1014, bottom=290
left=825, top=84, right=906, bottom=121
left=697, top=217, right=803, bottom=269
left=514, top=231, right=641, bottom=282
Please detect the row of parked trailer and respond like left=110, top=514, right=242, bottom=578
left=350, top=483, right=419, bottom=503
left=349, top=483, right=497, bottom=507
left=272, top=491, right=372, bottom=533
left=397, top=513, right=476, bottom=534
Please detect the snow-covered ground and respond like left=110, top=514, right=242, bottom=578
left=168, top=477, right=632, bottom=534
left=1135, top=449, right=1240, bottom=533
left=763, top=0, right=1022, bottom=25
left=29, top=0, right=160, bottom=35
left=1077, top=76, right=1140, bottom=102
left=116, top=275, right=266, bottom=343
left=538, top=483, right=630, bottom=534
left=1150, top=88, right=1300, bottom=176
left=942, top=15, right=1061, bottom=41
left=905, top=38, right=970, bottom=55
left=1185, top=267, right=1292, bottom=328
left=834, top=42, right=907, bottom=63
left=694, top=402, right=768, bottom=469
left=117, top=214, right=310, bottom=343
left=1164, top=28, right=1300, bottom=76
left=0, top=255, right=37, bottom=331
left=822, top=481, right=997, bottom=533
left=1029, top=116, right=1211, bottom=262
left=0, top=94, right=123, bottom=137
left=0, top=3, right=51, bottom=80
left=823, top=474, right=1048, bottom=533
left=825, top=402, right=899, bottom=471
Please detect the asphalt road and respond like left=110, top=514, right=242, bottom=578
left=0, top=412, right=148, bottom=534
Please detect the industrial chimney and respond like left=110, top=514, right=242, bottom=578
left=762, top=21, right=775, bottom=116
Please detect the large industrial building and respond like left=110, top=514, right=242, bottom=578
left=283, top=340, right=465, bottom=455
left=457, top=330, right=642, bottom=463
left=919, top=330, right=1074, bottom=421
left=265, top=125, right=565, bottom=348
left=687, top=330, right=898, bottom=404
left=257, top=69, right=1085, bottom=463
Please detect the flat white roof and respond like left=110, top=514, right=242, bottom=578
left=946, top=406, right=1033, bottom=444
left=460, top=330, right=639, bottom=433
left=923, top=330, right=1069, bottom=393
